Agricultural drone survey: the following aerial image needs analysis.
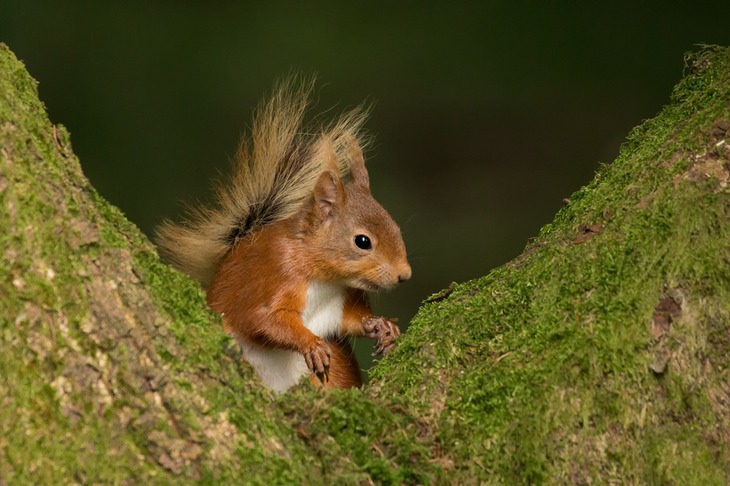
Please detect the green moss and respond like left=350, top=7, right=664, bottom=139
left=278, top=388, right=442, bottom=485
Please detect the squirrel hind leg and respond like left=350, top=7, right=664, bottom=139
left=309, top=337, right=363, bottom=389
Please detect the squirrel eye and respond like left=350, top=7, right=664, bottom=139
left=354, top=234, right=372, bottom=250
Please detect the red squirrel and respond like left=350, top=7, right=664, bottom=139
left=155, top=80, right=411, bottom=392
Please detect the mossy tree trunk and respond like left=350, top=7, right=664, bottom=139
left=2, top=42, right=729, bottom=484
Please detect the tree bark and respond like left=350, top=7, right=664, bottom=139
left=2, top=43, right=729, bottom=483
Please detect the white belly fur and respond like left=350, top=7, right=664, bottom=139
left=239, top=281, right=346, bottom=393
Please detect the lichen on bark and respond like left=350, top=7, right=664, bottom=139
left=2, top=42, right=729, bottom=484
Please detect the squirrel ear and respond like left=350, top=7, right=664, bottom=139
left=313, top=170, right=339, bottom=222
left=346, top=135, right=370, bottom=190
left=312, top=137, right=344, bottom=222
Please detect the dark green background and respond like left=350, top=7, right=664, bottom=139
left=3, top=2, right=730, bottom=362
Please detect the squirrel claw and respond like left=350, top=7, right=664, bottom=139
left=363, top=315, right=401, bottom=357
left=304, top=339, right=331, bottom=384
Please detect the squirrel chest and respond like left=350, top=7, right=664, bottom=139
left=301, top=281, right=346, bottom=337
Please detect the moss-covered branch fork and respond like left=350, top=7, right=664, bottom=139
left=1, top=43, right=729, bottom=483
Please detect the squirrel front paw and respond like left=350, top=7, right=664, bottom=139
left=303, top=338, right=331, bottom=383
left=362, top=316, right=401, bottom=356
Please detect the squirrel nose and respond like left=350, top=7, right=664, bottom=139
left=397, top=264, right=412, bottom=283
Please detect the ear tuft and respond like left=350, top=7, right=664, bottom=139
left=345, top=134, right=370, bottom=190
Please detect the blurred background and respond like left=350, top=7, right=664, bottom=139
left=3, top=2, right=730, bottom=368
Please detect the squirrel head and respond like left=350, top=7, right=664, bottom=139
left=300, top=137, right=411, bottom=291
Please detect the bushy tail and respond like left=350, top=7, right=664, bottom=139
left=155, top=77, right=369, bottom=287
